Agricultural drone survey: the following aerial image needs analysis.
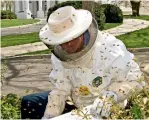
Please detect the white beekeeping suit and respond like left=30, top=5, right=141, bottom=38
left=39, top=6, right=144, bottom=119
left=42, top=31, right=143, bottom=118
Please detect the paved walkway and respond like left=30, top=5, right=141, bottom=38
left=1, top=19, right=46, bottom=36
left=104, top=19, right=149, bottom=36
left=1, top=19, right=149, bottom=57
left=1, top=52, right=149, bottom=96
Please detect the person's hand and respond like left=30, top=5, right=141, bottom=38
left=90, top=91, right=118, bottom=118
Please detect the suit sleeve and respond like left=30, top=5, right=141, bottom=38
left=43, top=54, right=72, bottom=118
left=102, top=59, right=144, bottom=102
left=100, top=35, right=144, bottom=103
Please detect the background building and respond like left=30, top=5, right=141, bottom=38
left=1, top=0, right=56, bottom=19
left=1, top=0, right=149, bottom=19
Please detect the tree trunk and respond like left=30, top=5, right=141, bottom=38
left=8, top=2, right=12, bottom=11
left=1, top=1, right=5, bottom=10
left=55, top=0, right=58, bottom=5
left=130, top=1, right=141, bottom=16
left=82, top=1, right=95, bottom=17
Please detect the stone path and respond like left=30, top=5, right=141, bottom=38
left=104, top=19, right=149, bottom=36
left=1, top=19, right=149, bottom=57
left=1, top=52, right=149, bottom=96
left=1, top=19, right=46, bottom=36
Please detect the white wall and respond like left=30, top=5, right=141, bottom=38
left=14, top=1, right=32, bottom=19
left=140, top=1, right=149, bottom=15
left=14, top=1, right=26, bottom=19
left=32, top=1, right=38, bottom=17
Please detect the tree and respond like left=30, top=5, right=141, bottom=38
left=1, top=0, right=5, bottom=10
left=115, top=0, right=142, bottom=17
left=82, top=1, right=95, bottom=17
left=1, top=0, right=13, bottom=11
left=130, top=0, right=141, bottom=16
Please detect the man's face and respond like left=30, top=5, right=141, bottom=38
left=60, top=34, right=84, bottom=54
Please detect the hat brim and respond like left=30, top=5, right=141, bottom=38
left=39, top=9, right=92, bottom=45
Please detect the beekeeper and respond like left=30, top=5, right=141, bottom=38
left=21, top=6, right=144, bottom=119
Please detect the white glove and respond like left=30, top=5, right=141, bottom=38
left=42, top=114, right=54, bottom=120
left=42, top=117, right=49, bottom=120
left=91, top=91, right=118, bottom=118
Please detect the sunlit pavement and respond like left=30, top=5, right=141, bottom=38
left=1, top=52, right=149, bottom=96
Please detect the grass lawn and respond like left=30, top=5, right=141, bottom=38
left=14, top=23, right=122, bottom=55
left=104, top=23, right=122, bottom=30
left=117, top=27, right=149, bottom=48
left=1, top=19, right=40, bottom=28
left=22, top=26, right=149, bottom=55
left=124, top=15, right=149, bottom=21
left=1, top=22, right=121, bottom=48
left=1, top=32, right=39, bottom=47
left=2, top=17, right=148, bottom=55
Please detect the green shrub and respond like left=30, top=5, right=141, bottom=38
left=110, top=88, right=149, bottom=119
left=101, top=4, right=123, bottom=23
left=1, top=93, right=21, bottom=119
left=1, top=10, right=17, bottom=19
left=92, top=2, right=105, bottom=30
left=47, top=1, right=105, bottom=30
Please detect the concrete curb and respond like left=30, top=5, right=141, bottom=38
left=2, top=47, right=149, bottom=60
left=1, top=54, right=51, bottom=61
left=1, top=19, right=41, bottom=30
left=128, top=47, right=149, bottom=52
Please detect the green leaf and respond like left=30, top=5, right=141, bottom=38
left=131, top=103, right=142, bottom=119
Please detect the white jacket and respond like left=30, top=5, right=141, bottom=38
left=43, top=31, right=143, bottom=118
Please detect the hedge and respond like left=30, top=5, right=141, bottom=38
left=1, top=93, right=21, bottom=119
left=93, top=2, right=105, bottom=30
left=1, top=10, right=17, bottom=19
left=101, top=4, right=123, bottom=23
